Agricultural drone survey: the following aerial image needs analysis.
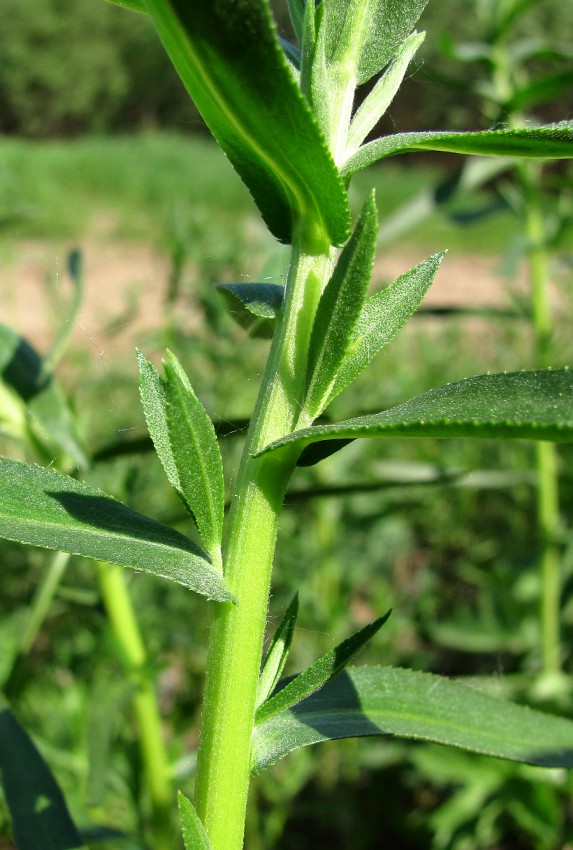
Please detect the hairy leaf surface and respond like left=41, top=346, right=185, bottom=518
left=327, top=252, right=444, bottom=405
left=343, top=122, right=573, bottom=177
left=305, top=194, right=378, bottom=416
left=0, top=459, right=232, bottom=601
left=255, top=612, right=390, bottom=725
left=252, top=666, right=573, bottom=773
left=179, top=793, right=212, bottom=850
left=143, top=0, right=349, bottom=244
left=257, top=593, right=299, bottom=708
left=256, top=369, right=573, bottom=459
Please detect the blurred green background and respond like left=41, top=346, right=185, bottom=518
left=1, top=1, right=573, bottom=849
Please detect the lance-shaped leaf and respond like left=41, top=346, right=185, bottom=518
left=342, top=121, right=573, bottom=178
left=257, top=593, right=299, bottom=709
left=138, top=352, right=225, bottom=557
left=0, top=458, right=233, bottom=602
left=255, top=369, right=573, bottom=460
left=322, top=0, right=428, bottom=86
left=346, top=31, right=425, bottom=157
left=163, top=351, right=225, bottom=556
left=179, top=792, right=212, bottom=850
left=305, top=194, right=378, bottom=417
left=142, top=0, right=349, bottom=245
left=251, top=666, right=573, bottom=774
left=287, top=0, right=306, bottom=45
left=255, top=611, right=391, bottom=725
left=0, top=696, right=88, bottom=850
left=326, top=252, right=444, bottom=406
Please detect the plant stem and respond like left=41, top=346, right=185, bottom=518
left=96, top=562, right=173, bottom=849
left=194, top=222, right=334, bottom=850
left=519, top=162, right=561, bottom=674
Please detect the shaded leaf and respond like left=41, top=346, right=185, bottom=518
left=256, top=369, right=573, bottom=460
left=163, top=351, right=225, bottom=557
left=305, top=194, right=378, bottom=416
left=216, top=283, right=284, bottom=338
left=251, top=666, right=573, bottom=774
left=179, top=792, right=211, bottom=850
left=0, top=458, right=233, bottom=602
left=143, top=0, right=349, bottom=244
left=287, top=0, right=306, bottom=44
left=103, top=0, right=146, bottom=11
left=257, top=593, right=299, bottom=708
left=327, top=252, right=444, bottom=405
left=507, top=70, right=573, bottom=114
left=0, top=696, right=88, bottom=850
left=0, top=323, right=88, bottom=470
left=42, top=249, right=85, bottom=379
left=343, top=122, right=573, bottom=178
left=255, top=611, right=391, bottom=725
left=87, top=681, right=136, bottom=806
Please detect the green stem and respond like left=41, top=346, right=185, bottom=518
left=520, top=162, right=561, bottom=674
left=194, top=222, right=333, bottom=850
left=96, top=562, right=173, bottom=849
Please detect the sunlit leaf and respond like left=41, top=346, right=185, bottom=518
left=142, top=0, right=349, bottom=244
left=251, top=666, right=573, bottom=773
left=305, top=194, right=377, bottom=416
left=326, top=252, right=444, bottom=405
left=346, top=31, right=425, bottom=155
left=179, top=792, right=212, bottom=850
left=257, top=593, right=299, bottom=708
left=162, top=351, right=225, bottom=557
left=322, top=0, right=428, bottom=85
left=0, top=696, right=88, bottom=850
left=0, top=458, right=233, bottom=602
left=256, top=369, right=573, bottom=460
left=255, top=611, right=391, bottom=725
left=343, top=122, right=573, bottom=178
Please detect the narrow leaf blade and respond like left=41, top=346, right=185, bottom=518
left=163, top=351, right=224, bottom=556
left=0, top=696, right=88, bottom=850
left=305, top=194, right=378, bottom=417
left=343, top=122, right=573, bottom=178
left=138, top=351, right=181, bottom=493
left=179, top=792, right=212, bottom=850
left=256, top=369, right=573, bottom=459
left=216, top=283, right=284, bottom=327
left=143, top=0, right=349, bottom=244
left=252, top=666, right=573, bottom=773
left=0, top=459, right=233, bottom=602
left=257, top=593, right=299, bottom=708
left=255, top=611, right=391, bottom=725
left=328, top=252, right=444, bottom=405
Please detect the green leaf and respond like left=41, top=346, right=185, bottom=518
left=257, top=593, right=299, bottom=709
left=255, top=369, right=573, bottom=460
left=346, top=31, right=425, bottom=156
left=162, top=351, right=225, bottom=557
left=0, top=323, right=89, bottom=470
left=343, top=122, right=573, bottom=178
left=507, top=70, right=573, bottom=114
left=216, top=283, right=284, bottom=338
left=0, top=695, right=88, bottom=850
left=179, top=792, right=212, bottom=850
left=323, top=0, right=428, bottom=85
left=305, top=194, right=378, bottom=417
left=255, top=611, right=391, bottom=726
left=87, top=681, right=135, bottom=806
left=251, top=666, right=573, bottom=774
left=138, top=351, right=225, bottom=557
left=327, top=252, right=444, bottom=405
left=143, top=0, right=349, bottom=245
left=0, top=458, right=233, bottom=602
left=42, top=249, right=85, bottom=380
